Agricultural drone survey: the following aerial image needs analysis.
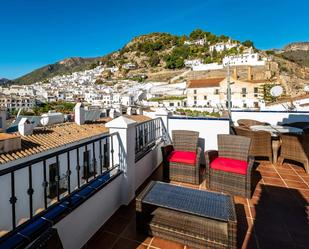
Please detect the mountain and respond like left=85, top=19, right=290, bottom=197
left=14, top=57, right=102, bottom=84
left=0, top=78, right=10, bottom=85
left=279, top=42, right=309, bottom=67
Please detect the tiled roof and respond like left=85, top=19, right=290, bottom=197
left=0, top=122, right=108, bottom=165
left=187, top=78, right=225, bottom=88
left=0, top=133, right=20, bottom=141
left=0, top=115, right=152, bottom=165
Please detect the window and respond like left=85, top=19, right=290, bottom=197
left=194, top=90, right=197, bottom=94
left=215, top=89, right=219, bottom=95
left=254, top=87, right=259, bottom=97
left=194, top=101, right=197, bottom=105
left=194, top=96, right=197, bottom=100
left=243, top=103, right=247, bottom=108
left=83, top=150, right=95, bottom=179
left=204, top=96, right=207, bottom=100
left=169, top=103, right=174, bottom=107
left=242, top=88, right=247, bottom=94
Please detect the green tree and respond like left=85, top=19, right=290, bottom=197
left=189, top=29, right=204, bottom=40
left=242, top=40, right=254, bottom=48
left=149, top=53, right=160, bottom=67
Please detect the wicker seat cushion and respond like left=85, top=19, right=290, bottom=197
left=168, top=151, right=196, bottom=165
left=210, top=157, right=248, bottom=175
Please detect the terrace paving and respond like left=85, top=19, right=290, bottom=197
left=83, top=161, right=309, bottom=249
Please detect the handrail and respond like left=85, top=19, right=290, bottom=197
left=0, top=132, right=120, bottom=235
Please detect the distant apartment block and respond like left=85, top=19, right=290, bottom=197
left=187, top=75, right=266, bottom=109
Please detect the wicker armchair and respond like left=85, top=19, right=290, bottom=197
left=234, top=126, right=272, bottom=163
left=162, top=130, right=202, bottom=184
left=278, top=133, right=309, bottom=173
left=205, top=134, right=254, bottom=198
left=237, top=119, right=267, bottom=128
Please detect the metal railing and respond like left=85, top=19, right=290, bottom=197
left=0, top=132, right=120, bottom=236
left=135, top=118, right=170, bottom=161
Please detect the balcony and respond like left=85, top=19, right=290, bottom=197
left=0, top=111, right=309, bottom=249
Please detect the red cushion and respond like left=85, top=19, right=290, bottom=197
left=210, top=157, right=248, bottom=175
left=168, top=151, right=196, bottom=165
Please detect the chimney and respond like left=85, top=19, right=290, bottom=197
left=18, top=118, right=34, bottom=136
left=248, top=66, right=253, bottom=81
left=137, top=107, right=143, bottom=115
left=0, top=133, right=21, bottom=154
left=233, top=67, right=237, bottom=80
left=74, top=103, right=85, bottom=125
left=0, top=109, right=6, bottom=131
left=127, top=107, right=133, bottom=115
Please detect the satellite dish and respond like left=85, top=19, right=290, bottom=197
left=270, top=86, right=283, bottom=97
left=304, top=85, right=309, bottom=92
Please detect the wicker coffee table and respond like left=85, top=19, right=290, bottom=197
left=136, top=181, right=237, bottom=249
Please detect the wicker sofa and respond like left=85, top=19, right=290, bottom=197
left=205, top=134, right=254, bottom=198
left=234, top=126, right=273, bottom=163
left=237, top=119, right=268, bottom=128
left=278, top=133, right=309, bottom=173
left=161, top=130, right=202, bottom=184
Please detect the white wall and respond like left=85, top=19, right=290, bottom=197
left=54, top=173, right=123, bottom=249
left=168, top=117, right=230, bottom=151
left=231, top=111, right=309, bottom=126
left=135, top=144, right=163, bottom=190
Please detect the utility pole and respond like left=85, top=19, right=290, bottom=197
left=227, top=62, right=232, bottom=118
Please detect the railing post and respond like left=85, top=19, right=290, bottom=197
left=155, top=109, right=172, bottom=132
left=106, top=116, right=137, bottom=205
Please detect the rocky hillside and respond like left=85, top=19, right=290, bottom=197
left=284, top=42, right=309, bottom=51
left=14, top=57, right=101, bottom=84
left=277, top=42, right=309, bottom=67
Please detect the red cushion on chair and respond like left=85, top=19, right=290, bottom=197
left=168, top=151, right=196, bottom=165
left=210, top=157, right=248, bottom=175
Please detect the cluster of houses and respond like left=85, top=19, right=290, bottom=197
left=185, top=47, right=268, bottom=71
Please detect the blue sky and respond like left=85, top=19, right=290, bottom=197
left=1, top=0, right=308, bottom=79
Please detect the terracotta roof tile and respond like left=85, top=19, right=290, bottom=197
left=0, top=122, right=108, bottom=165
left=0, top=115, right=152, bottom=165
left=187, top=78, right=225, bottom=88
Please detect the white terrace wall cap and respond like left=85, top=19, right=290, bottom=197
left=106, top=116, right=137, bottom=129
left=155, top=108, right=172, bottom=116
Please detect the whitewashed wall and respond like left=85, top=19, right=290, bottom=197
left=231, top=111, right=309, bottom=125
left=135, top=144, right=163, bottom=190
left=54, top=173, right=123, bottom=249
left=168, top=117, right=230, bottom=151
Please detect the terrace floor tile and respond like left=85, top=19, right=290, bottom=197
left=84, top=162, right=309, bottom=249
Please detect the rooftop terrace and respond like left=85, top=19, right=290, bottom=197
left=83, top=161, right=309, bottom=249
left=0, top=110, right=308, bottom=249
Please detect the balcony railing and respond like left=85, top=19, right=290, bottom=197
left=135, top=118, right=170, bottom=162
left=0, top=132, right=120, bottom=240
